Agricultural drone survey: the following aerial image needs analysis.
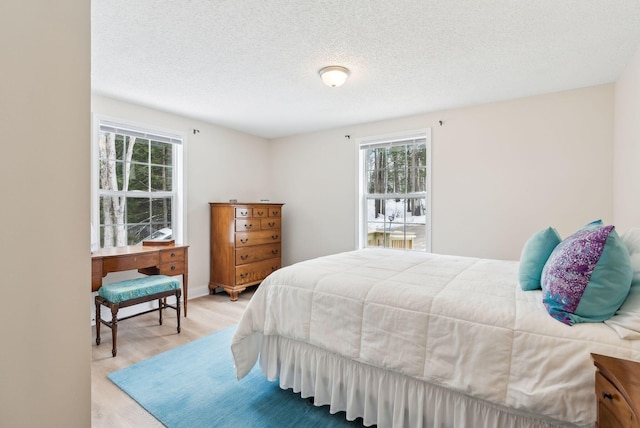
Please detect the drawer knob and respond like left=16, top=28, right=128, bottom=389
left=272, top=211, right=278, bottom=215
left=240, top=255, right=249, bottom=260
left=602, top=392, right=613, bottom=400
left=170, top=265, right=176, bottom=271
left=241, top=211, right=248, bottom=216
left=240, top=273, right=248, bottom=279
left=272, top=234, right=279, bottom=240
left=268, top=222, right=275, bottom=227
left=257, top=211, right=264, bottom=216
left=241, top=238, right=249, bottom=244
left=272, top=249, right=279, bottom=255
left=245, top=224, right=253, bottom=229
left=170, top=252, right=176, bottom=257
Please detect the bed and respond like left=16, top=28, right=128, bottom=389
left=231, top=243, right=640, bottom=427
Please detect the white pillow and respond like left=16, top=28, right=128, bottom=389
left=622, top=228, right=640, bottom=284
left=605, top=285, right=640, bottom=339
left=622, top=228, right=640, bottom=254
left=620, top=227, right=640, bottom=285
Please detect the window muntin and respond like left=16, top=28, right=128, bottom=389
left=95, top=120, right=182, bottom=248
left=359, top=132, right=431, bottom=251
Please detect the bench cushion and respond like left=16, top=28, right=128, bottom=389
left=98, top=275, right=180, bottom=304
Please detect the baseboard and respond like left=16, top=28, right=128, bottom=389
left=188, top=284, right=211, bottom=299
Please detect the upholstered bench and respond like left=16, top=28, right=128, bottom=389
left=95, top=275, right=181, bottom=357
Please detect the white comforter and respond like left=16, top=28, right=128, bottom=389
left=231, top=249, right=640, bottom=426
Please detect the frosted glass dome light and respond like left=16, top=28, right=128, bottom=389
left=319, top=66, right=350, bottom=87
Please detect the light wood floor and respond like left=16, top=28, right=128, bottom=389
left=91, top=288, right=255, bottom=427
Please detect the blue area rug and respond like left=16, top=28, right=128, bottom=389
left=109, top=325, right=366, bottom=427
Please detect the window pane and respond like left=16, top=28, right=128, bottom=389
left=128, top=162, right=149, bottom=191
left=115, top=135, right=126, bottom=160
left=367, top=170, right=387, bottom=195
left=131, top=138, right=149, bottom=163
left=151, top=197, right=172, bottom=224
left=388, top=166, right=407, bottom=194
left=151, top=165, right=172, bottom=191
left=126, top=197, right=150, bottom=224
left=407, top=167, right=426, bottom=192
left=411, top=143, right=427, bottom=167
left=388, top=145, right=406, bottom=171
left=151, top=141, right=172, bottom=166
left=127, top=224, right=149, bottom=245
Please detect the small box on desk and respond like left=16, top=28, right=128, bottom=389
left=142, top=239, right=175, bottom=247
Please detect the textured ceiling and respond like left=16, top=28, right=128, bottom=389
left=91, top=0, right=640, bottom=139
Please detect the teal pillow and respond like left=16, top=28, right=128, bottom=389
left=541, top=223, right=632, bottom=325
left=519, top=227, right=562, bottom=291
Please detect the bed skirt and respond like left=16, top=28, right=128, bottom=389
left=258, top=334, right=577, bottom=428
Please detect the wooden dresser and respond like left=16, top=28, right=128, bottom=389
left=209, top=202, right=284, bottom=300
left=592, top=353, right=640, bottom=427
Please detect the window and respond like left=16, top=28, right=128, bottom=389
left=358, top=130, right=431, bottom=251
left=93, top=118, right=184, bottom=248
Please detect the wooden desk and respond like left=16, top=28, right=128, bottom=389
left=91, top=244, right=190, bottom=317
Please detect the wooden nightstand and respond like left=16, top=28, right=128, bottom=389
left=592, top=353, right=640, bottom=427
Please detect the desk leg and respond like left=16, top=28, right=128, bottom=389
left=183, top=272, right=188, bottom=318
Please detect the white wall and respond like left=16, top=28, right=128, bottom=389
left=614, top=43, right=640, bottom=231
left=0, top=1, right=91, bottom=427
left=91, top=96, right=271, bottom=295
left=270, top=85, right=615, bottom=264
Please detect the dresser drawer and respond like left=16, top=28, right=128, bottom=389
left=596, top=372, right=638, bottom=427
left=236, top=258, right=281, bottom=285
left=252, top=207, right=269, bottom=218
left=236, top=219, right=259, bottom=231
left=268, top=206, right=281, bottom=217
left=261, top=218, right=281, bottom=230
left=236, top=243, right=281, bottom=265
left=236, top=229, right=281, bottom=247
left=235, top=207, right=251, bottom=218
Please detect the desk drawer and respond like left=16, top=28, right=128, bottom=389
left=157, top=261, right=185, bottom=276
left=103, top=251, right=158, bottom=272
left=159, top=248, right=185, bottom=263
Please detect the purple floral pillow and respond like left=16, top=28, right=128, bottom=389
left=540, top=223, right=632, bottom=325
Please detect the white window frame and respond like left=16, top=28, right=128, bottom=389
left=356, top=129, right=432, bottom=251
left=91, top=115, right=186, bottom=247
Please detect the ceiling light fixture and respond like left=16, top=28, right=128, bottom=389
left=319, top=66, right=350, bottom=87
